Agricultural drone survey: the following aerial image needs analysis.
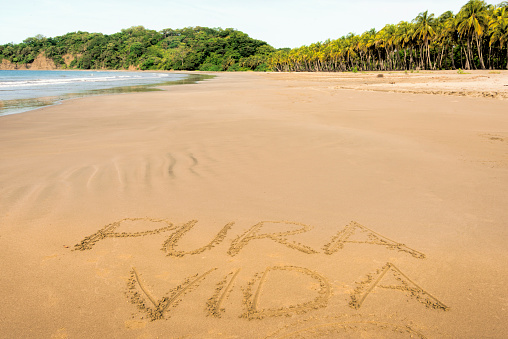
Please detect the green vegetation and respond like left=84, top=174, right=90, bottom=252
left=270, top=0, right=508, bottom=71
left=1, top=0, right=507, bottom=72
left=0, top=26, right=274, bottom=71
left=457, top=68, right=471, bottom=73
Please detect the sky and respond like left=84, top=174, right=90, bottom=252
left=0, top=0, right=476, bottom=48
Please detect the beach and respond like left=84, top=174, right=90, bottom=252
left=0, top=71, right=507, bottom=338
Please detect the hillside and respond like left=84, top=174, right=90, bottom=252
left=0, top=26, right=275, bottom=71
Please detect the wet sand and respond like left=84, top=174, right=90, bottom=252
left=0, top=71, right=507, bottom=338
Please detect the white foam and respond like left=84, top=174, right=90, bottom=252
left=0, top=74, right=167, bottom=88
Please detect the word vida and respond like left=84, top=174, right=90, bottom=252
left=74, top=218, right=426, bottom=259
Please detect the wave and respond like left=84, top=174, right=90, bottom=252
left=0, top=73, right=172, bottom=88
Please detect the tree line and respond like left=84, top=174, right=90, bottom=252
left=270, top=0, right=508, bottom=71
left=0, top=26, right=274, bottom=71
left=1, top=0, right=507, bottom=72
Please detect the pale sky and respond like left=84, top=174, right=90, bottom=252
left=1, top=0, right=477, bottom=48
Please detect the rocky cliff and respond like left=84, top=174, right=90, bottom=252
left=0, top=53, right=58, bottom=70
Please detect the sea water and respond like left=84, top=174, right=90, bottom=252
left=0, top=70, right=189, bottom=116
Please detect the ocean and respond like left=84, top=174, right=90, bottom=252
left=0, top=70, right=190, bottom=117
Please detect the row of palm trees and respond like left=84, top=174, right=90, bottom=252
left=269, top=0, right=508, bottom=72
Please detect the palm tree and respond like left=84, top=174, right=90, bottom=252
left=379, top=24, right=398, bottom=70
left=394, top=21, right=415, bottom=69
left=489, top=6, right=508, bottom=68
left=343, top=33, right=359, bottom=70
left=374, top=28, right=389, bottom=70
left=413, top=10, right=437, bottom=69
left=457, top=0, right=492, bottom=69
left=361, top=29, right=377, bottom=70
left=436, top=11, right=457, bottom=69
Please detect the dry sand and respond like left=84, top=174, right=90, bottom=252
left=0, top=71, right=507, bottom=338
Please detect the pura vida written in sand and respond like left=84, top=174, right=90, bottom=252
left=72, top=218, right=449, bottom=325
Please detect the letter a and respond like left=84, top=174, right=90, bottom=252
left=350, top=262, right=449, bottom=311
left=323, top=221, right=425, bottom=259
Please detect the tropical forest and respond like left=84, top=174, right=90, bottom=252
left=0, top=0, right=507, bottom=72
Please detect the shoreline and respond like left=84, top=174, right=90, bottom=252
left=0, top=71, right=214, bottom=117
left=0, top=72, right=507, bottom=338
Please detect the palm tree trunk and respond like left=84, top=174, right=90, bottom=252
left=465, top=41, right=471, bottom=70
left=427, top=42, right=432, bottom=70
left=409, top=47, right=414, bottom=69
left=487, top=46, right=491, bottom=69
left=450, top=45, right=456, bottom=69
left=385, top=48, right=390, bottom=70
left=419, top=45, right=424, bottom=69
left=459, top=45, right=463, bottom=68
left=475, top=36, right=486, bottom=70
left=439, top=45, right=446, bottom=69
left=506, top=44, right=508, bottom=70
left=468, top=39, right=477, bottom=69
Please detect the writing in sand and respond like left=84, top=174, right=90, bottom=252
left=73, top=218, right=448, bottom=336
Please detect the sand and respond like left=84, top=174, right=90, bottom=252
left=0, top=71, right=507, bottom=338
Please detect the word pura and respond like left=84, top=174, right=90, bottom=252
left=74, top=218, right=425, bottom=259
